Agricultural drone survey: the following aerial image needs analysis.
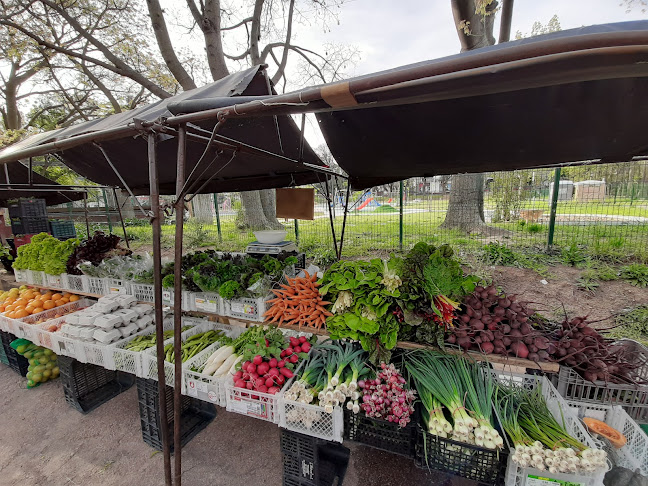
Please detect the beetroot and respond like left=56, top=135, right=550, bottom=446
left=480, top=342, right=494, bottom=354
left=509, top=341, right=529, bottom=359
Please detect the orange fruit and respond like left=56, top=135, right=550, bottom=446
left=60, top=297, right=70, bottom=304
left=63, top=293, right=72, bottom=298
left=6, top=311, right=15, bottom=319
left=22, top=291, right=34, bottom=300
left=32, top=307, right=44, bottom=314
left=69, top=295, right=80, bottom=302
left=5, top=304, right=15, bottom=312
left=54, top=300, right=64, bottom=307
left=15, top=309, right=29, bottom=318
left=42, top=292, right=53, bottom=300
left=42, top=300, right=55, bottom=310
left=51, top=293, right=62, bottom=301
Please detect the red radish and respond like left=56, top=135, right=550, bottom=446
left=280, top=350, right=287, bottom=358
left=257, top=362, right=270, bottom=375
left=289, top=337, right=300, bottom=347
left=298, top=336, right=307, bottom=344
left=246, top=381, right=254, bottom=390
left=301, top=342, right=311, bottom=352
left=268, top=368, right=280, bottom=377
left=276, top=374, right=285, bottom=385
left=277, top=360, right=286, bottom=368
left=280, top=368, right=294, bottom=378
left=265, top=377, right=275, bottom=388
left=284, top=348, right=294, bottom=356
left=253, top=355, right=263, bottom=365
left=265, top=338, right=270, bottom=347
left=241, top=361, right=251, bottom=370
left=268, top=386, right=280, bottom=395
left=247, top=363, right=257, bottom=374
left=249, top=372, right=259, bottom=380
left=269, top=358, right=278, bottom=368
left=290, top=354, right=299, bottom=364
left=242, top=373, right=250, bottom=381
left=233, top=371, right=243, bottom=381
left=294, top=346, right=302, bottom=354
left=255, top=377, right=265, bottom=388
left=258, top=385, right=268, bottom=393
left=235, top=379, right=245, bottom=388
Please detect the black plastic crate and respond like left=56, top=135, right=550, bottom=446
left=11, top=217, right=49, bottom=235
left=414, top=425, right=509, bottom=485
left=136, top=377, right=216, bottom=452
left=0, top=331, right=29, bottom=376
left=58, top=356, right=134, bottom=414
left=343, top=407, right=417, bottom=458
left=281, top=430, right=349, bottom=486
left=8, top=199, right=47, bottom=218
left=50, top=220, right=76, bottom=240
left=0, top=337, right=8, bottom=366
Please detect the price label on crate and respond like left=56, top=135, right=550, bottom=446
left=109, top=286, right=127, bottom=295
left=207, top=390, right=219, bottom=403
left=195, top=297, right=218, bottom=313
left=230, top=302, right=255, bottom=315
left=187, top=379, right=208, bottom=398
left=162, top=291, right=172, bottom=305
left=527, top=475, right=585, bottom=486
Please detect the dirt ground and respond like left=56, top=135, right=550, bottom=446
left=493, top=265, right=648, bottom=325
left=0, top=368, right=465, bottom=486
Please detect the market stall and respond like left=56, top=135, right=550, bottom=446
left=0, top=19, right=647, bottom=486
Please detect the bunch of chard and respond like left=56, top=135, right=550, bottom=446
left=358, top=362, right=416, bottom=427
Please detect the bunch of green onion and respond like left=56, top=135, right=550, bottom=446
left=495, top=385, right=607, bottom=473
left=406, top=351, right=503, bottom=449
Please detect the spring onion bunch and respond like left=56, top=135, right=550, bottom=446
left=406, top=351, right=503, bottom=449
left=495, top=385, right=607, bottom=473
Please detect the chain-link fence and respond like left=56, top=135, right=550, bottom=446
left=57, top=160, right=648, bottom=262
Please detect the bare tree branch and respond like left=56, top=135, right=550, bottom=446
left=74, top=60, right=122, bottom=113
left=145, top=0, right=197, bottom=90
left=249, top=0, right=264, bottom=64
left=221, top=16, right=253, bottom=31
left=270, top=0, right=295, bottom=85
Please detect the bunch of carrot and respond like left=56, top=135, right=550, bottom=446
left=263, top=271, right=333, bottom=329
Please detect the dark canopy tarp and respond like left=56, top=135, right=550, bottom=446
left=0, top=66, right=325, bottom=194
left=314, top=21, right=648, bottom=188
left=0, top=162, right=85, bottom=206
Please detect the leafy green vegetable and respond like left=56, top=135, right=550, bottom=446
left=218, top=280, right=241, bottom=299
left=162, top=274, right=175, bottom=289
left=13, top=233, right=79, bottom=275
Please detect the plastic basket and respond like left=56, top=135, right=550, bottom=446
left=557, top=339, right=648, bottom=423
left=182, top=326, right=248, bottom=406
left=567, top=401, right=648, bottom=477
left=49, top=220, right=76, bottom=239
left=343, top=407, right=418, bottom=457
left=497, top=372, right=608, bottom=486
left=58, top=356, right=134, bottom=414
left=45, top=273, right=66, bottom=289
left=136, top=377, right=216, bottom=452
left=83, top=276, right=108, bottom=296
left=193, top=292, right=222, bottom=315
left=0, top=335, right=8, bottom=366
left=14, top=268, right=28, bottom=283
left=9, top=199, right=47, bottom=218
left=281, top=429, right=350, bottom=486
left=224, top=294, right=271, bottom=322
left=0, top=330, right=29, bottom=376
left=105, top=278, right=130, bottom=295
left=130, top=283, right=154, bottom=303
left=279, top=401, right=344, bottom=444
left=12, top=217, right=49, bottom=234
left=65, top=274, right=87, bottom=293
left=161, top=289, right=193, bottom=311
left=27, top=270, right=46, bottom=286
left=140, top=322, right=232, bottom=389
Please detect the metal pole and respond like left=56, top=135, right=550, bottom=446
left=323, top=175, right=339, bottom=257
left=547, top=167, right=561, bottom=249
left=213, top=193, right=222, bottom=242
left=28, top=157, right=33, bottom=185
left=294, top=219, right=300, bottom=245
left=399, top=180, right=404, bottom=251
left=173, top=125, right=187, bottom=486
left=337, top=180, right=351, bottom=259
left=82, top=191, right=90, bottom=238
left=112, top=187, right=130, bottom=249
left=102, top=188, right=113, bottom=233
left=149, top=133, right=173, bottom=486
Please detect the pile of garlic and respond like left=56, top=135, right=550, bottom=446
left=511, top=441, right=607, bottom=473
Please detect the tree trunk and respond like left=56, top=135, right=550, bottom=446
left=192, top=194, right=215, bottom=223
left=441, top=0, right=498, bottom=232
left=239, top=191, right=271, bottom=230
left=259, top=189, right=284, bottom=229
left=441, top=173, right=485, bottom=232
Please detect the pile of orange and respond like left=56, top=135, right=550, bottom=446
left=0, top=288, right=80, bottom=319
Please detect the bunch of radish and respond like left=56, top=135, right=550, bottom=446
left=232, top=334, right=314, bottom=395
left=358, top=362, right=416, bottom=427
left=447, top=285, right=548, bottom=361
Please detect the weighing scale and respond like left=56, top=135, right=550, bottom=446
left=245, top=240, right=305, bottom=269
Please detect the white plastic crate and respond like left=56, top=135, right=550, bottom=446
left=497, top=373, right=608, bottom=486
left=161, top=289, right=194, bottom=311
left=193, top=292, right=222, bottom=315
left=141, top=321, right=233, bottom=390
left=83, top=276, right=108, bottom=295
left=557, top=340, right=648, bottom=423
left=225, top=329, right=312, bottom=424
left=130, top=283, right=154, bottom=303
left=45, top=273, right=66, bottom=289
left=278, top=399, right=344, bottom=443
left=13, top=269, right=28, bottom=283
left=105, top=278, right=130, bottom=295
left=183, top=326, right=248, bottom=406
left=0, top=315, right=7, bottom=332
left=65, top=274, right=87, bottom=293
left=27, top=270, right=46, bottom=286
left=567, top=401, right=648, bottom=477
left=224, top=294, right=271, bottom=322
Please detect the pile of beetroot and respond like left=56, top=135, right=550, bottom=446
left=447, top=285, right=643, bottom=384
